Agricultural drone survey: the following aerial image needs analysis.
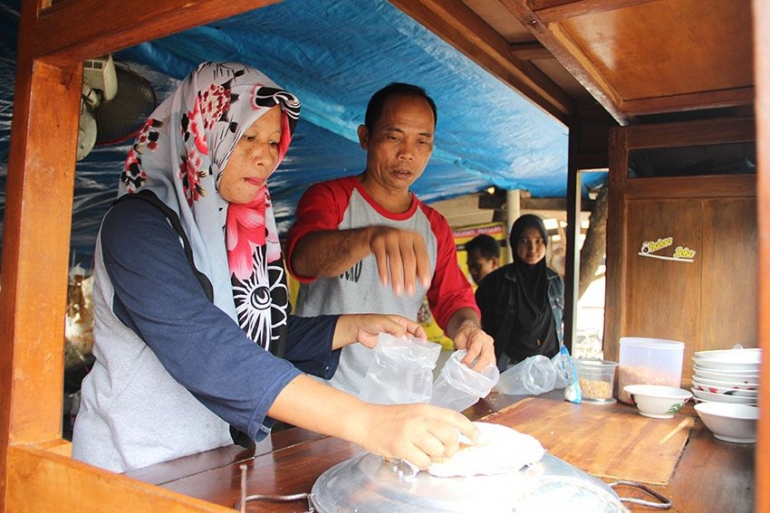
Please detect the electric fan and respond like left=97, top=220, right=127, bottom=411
left=77, top=55, right=157, bottom=160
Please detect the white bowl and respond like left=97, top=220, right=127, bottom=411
left=691, top=380, right=758, bottom=397
left=691, top=388, right=757, bottom=405
left=692, top=359, right=760, bottom=371
left=623, top=385, right=692, bottom=419
left=693, top=347, right=761, bottom=362
left=694, top=402, right=759, bottom=443
left=690, top=374, right=759, bottom=390
left=692, top=366, right=761, bottom=381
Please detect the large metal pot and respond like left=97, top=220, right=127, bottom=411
left=308, top=452, right=628, bottom=512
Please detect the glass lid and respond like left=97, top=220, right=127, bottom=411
left=309, top=453, right=628, bottom=513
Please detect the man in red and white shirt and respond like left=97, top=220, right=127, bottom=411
left=286, top=83, right=495, bottom=395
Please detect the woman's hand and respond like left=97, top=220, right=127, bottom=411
left=333, top=314, right=427, bottom=350
left=350, top=402, right=479, bottom=469
left=269, top=376, right=478, bottom=470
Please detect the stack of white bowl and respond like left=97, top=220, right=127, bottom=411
left=691, top=347, right=761, bottom=406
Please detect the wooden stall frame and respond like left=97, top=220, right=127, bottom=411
left=0, top=0, right=767, bottom=511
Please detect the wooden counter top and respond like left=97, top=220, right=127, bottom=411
left=126, top=391, right=755, bottom=512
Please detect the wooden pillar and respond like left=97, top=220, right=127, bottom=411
left=505, top=189, right=520, bottom=263
left=562, top=116, right=582, bottom=354
left=0, top=48, right=82, bottom=510
left=754, top=0, right=769, bottom=510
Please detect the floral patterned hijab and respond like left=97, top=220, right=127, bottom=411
left=119, top=62, right=300, bottom=354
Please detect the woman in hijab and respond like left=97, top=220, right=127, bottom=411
left=72, top=62, right=477, bottom=473
left=474, top=214, right=565, bottom=371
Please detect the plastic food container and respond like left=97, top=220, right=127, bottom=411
left=617, top=337, right=684, bottom=404
left=574, top=359, right=618, bottom=403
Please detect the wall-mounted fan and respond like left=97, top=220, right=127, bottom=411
left=77, top=55, right=157, bottom=161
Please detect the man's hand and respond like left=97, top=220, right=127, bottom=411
left=447, top=311, right=496, bottom=372
left=367, top=226, right=431, bottom=296
left=334, top=314, right=427, bottom=350
left=289, top=225, right=431, bottom=297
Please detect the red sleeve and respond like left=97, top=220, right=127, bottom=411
left=421, top=205, right=480, bottom=329
left=285, top=178, right=352, bottom=283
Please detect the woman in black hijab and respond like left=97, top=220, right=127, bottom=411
left=474, top=215, right=565, bottom=371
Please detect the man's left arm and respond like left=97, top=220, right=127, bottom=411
left=422, top=208, right=495, bottom=371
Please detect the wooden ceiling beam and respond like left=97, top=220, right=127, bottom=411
left=621, top=87, right=756, bottom=116
left=530, top=0, right=659, bottom=24
left=618, top=117, right=756, bottom=150
left=510, top=42, right=552, bottom=61
left=29, top=0, right=281, bottom=64
left=389, top=0, right=575, bottom=124
left=522, top=196, right=593, bottom=212
left=498, top=0, right=631, bottom=125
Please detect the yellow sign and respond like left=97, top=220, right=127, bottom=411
left=638, top=236, right=696, bottom=263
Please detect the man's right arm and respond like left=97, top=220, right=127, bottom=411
left=285, top=180, right=355, bottom=281
left=286, top=181, right=431, bottom=295
left=290, top=227, right=375, bottom=278
left=292, top=225, right=431, bottom=295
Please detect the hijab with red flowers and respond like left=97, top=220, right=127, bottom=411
left=119, top=61, right=300, bottom=354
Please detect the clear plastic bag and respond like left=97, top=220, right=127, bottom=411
left=358, top=333, right=441, bottom=405
left=496, top=355, right=557, bottom=396
left=430, top=350, right=500, bottom=411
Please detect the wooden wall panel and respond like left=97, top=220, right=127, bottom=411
left=701, top=198, right=759, bottom=350
left=612, top=193, right=757, bottom=384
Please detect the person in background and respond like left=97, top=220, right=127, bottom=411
left=72, top=63, right=478, bottom=474
left=475, top=214, right=564, bottom=372
left=285, top=83, right=495, bottom=395
left=464, top=234, right=500, bottom=286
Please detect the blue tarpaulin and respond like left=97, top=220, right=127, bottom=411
left=0, top=0, right=606, bottom=266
